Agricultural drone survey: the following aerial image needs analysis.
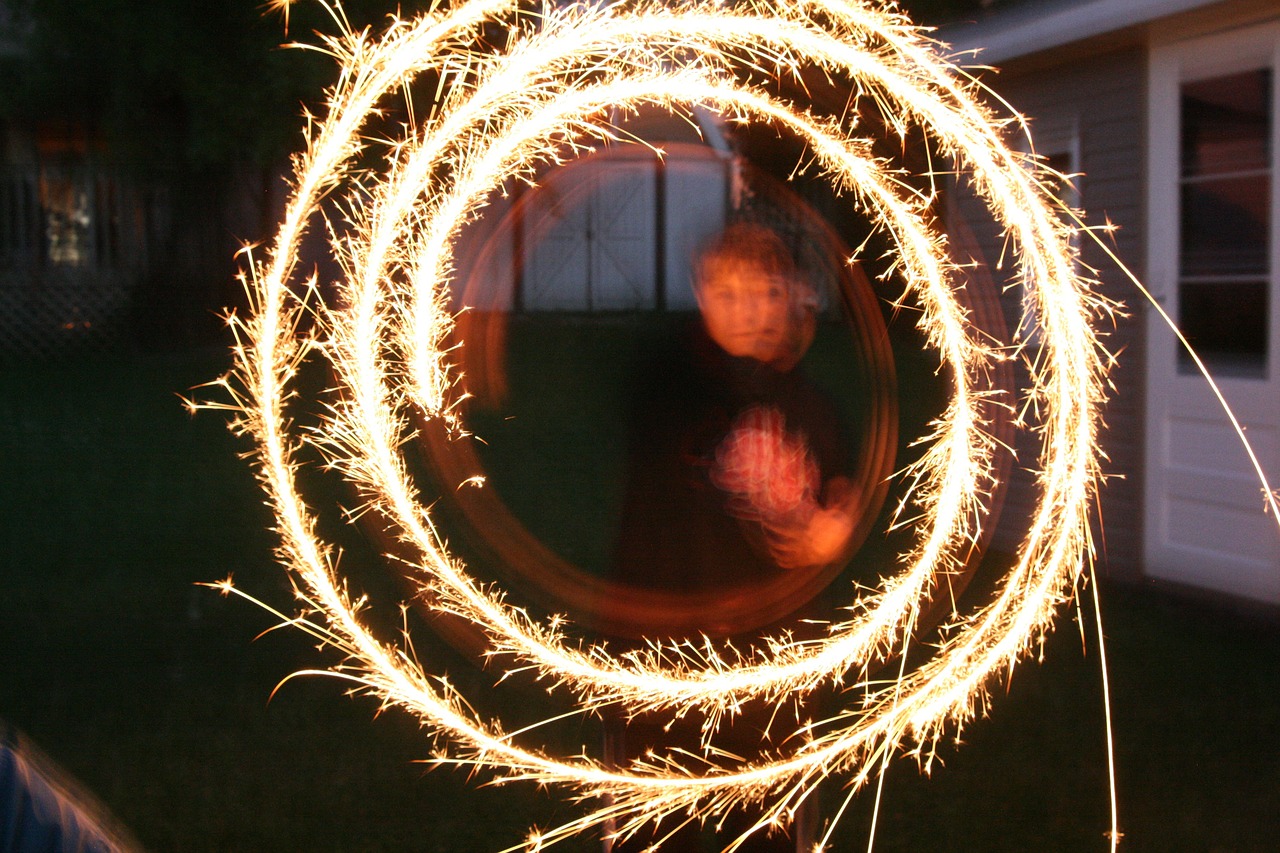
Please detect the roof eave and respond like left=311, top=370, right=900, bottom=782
left=939, top=0, right=1221, bottom=65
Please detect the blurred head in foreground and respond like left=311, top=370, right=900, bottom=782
left=693, top=222, right=811, bottom=365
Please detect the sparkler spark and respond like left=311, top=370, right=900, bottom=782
left=217, top=0, right=1112, bottom=848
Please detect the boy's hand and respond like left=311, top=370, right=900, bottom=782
left=765, top=504, right=856, bottom=570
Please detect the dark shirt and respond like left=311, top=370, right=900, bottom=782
left=613, top=322, right=849, bottom=596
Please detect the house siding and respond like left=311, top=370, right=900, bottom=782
left=953, top=45, right=1149, bottom=581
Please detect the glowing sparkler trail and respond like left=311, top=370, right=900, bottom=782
left=219, top=0, right=1113, bottom=848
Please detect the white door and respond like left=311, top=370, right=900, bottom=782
left=1144, top=21, right=1280, bottom=604
left=662, top=152, right=732, bottom=311
left=522, top=153, right=657, bottom=311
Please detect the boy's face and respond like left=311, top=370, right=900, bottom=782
left=696, top=261, right=789, bottom=363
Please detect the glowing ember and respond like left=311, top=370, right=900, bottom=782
left=214, top=1, right=1114, bottom=849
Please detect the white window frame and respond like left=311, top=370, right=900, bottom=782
left=1147, top=19, right=1280, bottom=310
left=1017, top=119, right=1083, bottom=348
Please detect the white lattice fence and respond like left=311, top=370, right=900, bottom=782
left=0, top=271, right=132, bottom=359
left=0, top=166, right=145, bottom=359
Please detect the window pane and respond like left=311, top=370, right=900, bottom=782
left=39, top=167, right=93, bottom=267
left=1181, top=69, right=1271, bottom=177
left=1180, top=176, right=1270, bottom=277
left=1044, top=151, right=1079, bottom=201
left=1177, top=67, right=1273, bottom=377
left=1177, top=279, right=1268, bottom=375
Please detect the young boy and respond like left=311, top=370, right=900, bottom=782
left=614, top=222, right=859, bottom=596
left=605, top=222, right=855, bottom=851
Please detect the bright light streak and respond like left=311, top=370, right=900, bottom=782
left=215, top=1, right=1113, bottom=848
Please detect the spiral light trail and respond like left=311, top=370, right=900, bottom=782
left=218, top=1, right=1112, bottom=848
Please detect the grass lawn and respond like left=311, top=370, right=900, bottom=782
left=1, top=331, right=1277, bottom=852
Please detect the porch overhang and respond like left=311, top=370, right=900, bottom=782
left=939, top=0, right=1223, bottom=65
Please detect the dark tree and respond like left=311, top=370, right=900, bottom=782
left=0, top=0, right=1015, bottom=350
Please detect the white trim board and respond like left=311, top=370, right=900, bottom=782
left=941, top=0, right=1221, bottom=64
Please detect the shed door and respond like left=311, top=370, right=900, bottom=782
left=1144, top=23, right=1280, bottom=603
left=522, top=155, right=657, bottom=311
